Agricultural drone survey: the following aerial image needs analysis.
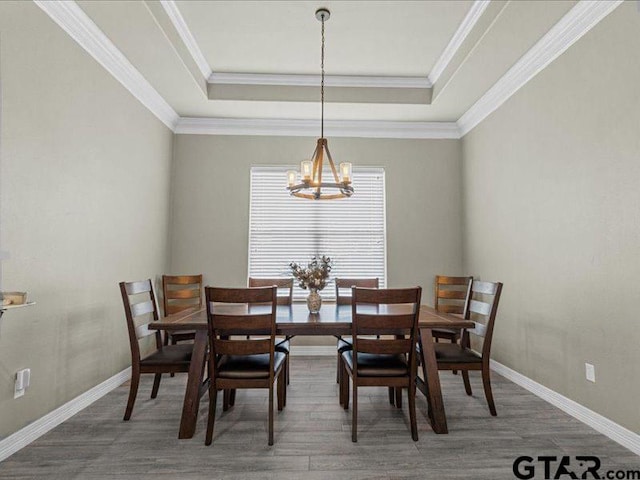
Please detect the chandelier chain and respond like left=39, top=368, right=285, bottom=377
left=320, top=13, right=325, bottom=139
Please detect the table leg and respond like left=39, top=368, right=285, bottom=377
left=417, top=327, right=448, bottom=434
left=178, top=329, right=208, bottom=439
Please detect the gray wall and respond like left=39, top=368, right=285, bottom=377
left=170, top=134, right=463, bottom=345
left=462, top=2, right=640, bottom=433
left=0, top=2, right=173, bottom=437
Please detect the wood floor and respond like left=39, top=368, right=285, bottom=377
left=1, top=357, right=637, bottom=479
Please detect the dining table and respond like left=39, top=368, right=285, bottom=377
left=149, top=303, right=474, bottom=439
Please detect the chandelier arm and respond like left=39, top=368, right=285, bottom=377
left=323, top=142, right=341, bottom=184
left=316, top=143, right=324, bottom=197
left=310, top=142, right=320, bottom=181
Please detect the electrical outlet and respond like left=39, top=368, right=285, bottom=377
left=14, top=368, right=30, bottom=399
left=585, top=363, right=596, bottom=383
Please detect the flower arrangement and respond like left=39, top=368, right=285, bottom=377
left=289, top=255, right=332, bottom=291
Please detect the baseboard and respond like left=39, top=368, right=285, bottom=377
left=290, top=346, right=335, bottom=356
left=490, top=360, right=640, bottom=456
left=3, top=357, right=637, bottom=462
left=0, top=367, right=131, bottom=463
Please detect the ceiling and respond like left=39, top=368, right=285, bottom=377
left=176, top=1, right=473, bottom=77
left=43, top=0, right=620, bottom=134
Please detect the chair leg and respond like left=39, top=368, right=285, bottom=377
left=278, top=370, right=285, bottom=411
left=268, top=384, right=274, bottom=446
left=395, top=387, right=402, bottom=409
left=229, top=389, right=236, bottom=407
left=150, top=373, right=162, bottom=399
left=342, top=364, right=350, bottom=410
left=388, top=387, right=395, bottom=406
left=408, top=381, right=418, bottom=441
left=336, top=352, right=341, bottom=384
left=205, top=385, right=217, bottom=445
left=452, top=338, right=458, bottom=375
left=462, top=370, right=472, bottom=396
left=169, top=335, right=177, bottom=377
left=286, top=355, right=290, bottom=386
left=223, top=389, right=230, bottom=411
left=123, top=368, right=140, bottom=421
left=482, top=367, right=497, bottom=416
left=338, top=364, right=343, bottom=405
left=351, top=383, right=358, bottom=442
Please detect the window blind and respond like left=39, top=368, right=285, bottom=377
left=249, top=166, right=386, bottom=301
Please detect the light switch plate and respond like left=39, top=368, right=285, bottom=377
left=585, top=363, right=596, bottom=383
left=14, top=368, right=30, bottom=399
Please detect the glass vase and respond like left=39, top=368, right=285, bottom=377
left=306, top=289, right=322, bottom=314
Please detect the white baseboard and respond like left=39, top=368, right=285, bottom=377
left=3, top=357, right=638, bottom=462
left=0, top=367, right=131, bottom=463
left=290, top=346, right=336, bottom=356
left=490, top=360, right=640, bottom=456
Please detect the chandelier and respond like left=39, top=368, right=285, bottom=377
left=286, top=8, right=354, bottom=200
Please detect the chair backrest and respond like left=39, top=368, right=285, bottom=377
left=335, top=278, right=379, bottom=305
left=248, top=278, right=293, bottom=305
left=465, top=281, right=503, bottom=359
left=119, top=279, right=162, bottom=363
left=434, top=275, right=473, bottom=317
left=351, top=287, right=422, bottom=376
left=205, top=286, right=278, bottom=378
left=162, top=274, right=203, bottom=315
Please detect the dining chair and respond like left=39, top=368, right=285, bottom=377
left=248, top=278, right=293, bottom=384
left=432, top=275, right=473, bottom=344
left=248, top=277, right=294, bottom=305
left=119, top=279, right=196, bottom=421
left=339, top=286, right=422, bottom=442
left=334, top=278, right=379, bottom=384
left=204, top=286, right=286, bottom=446
left=335, top=278, right=379, bottom=304
left=425, top=280, right=503, bottom=416
left=162, top=274, right=203, bottom=345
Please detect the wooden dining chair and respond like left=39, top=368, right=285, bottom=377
left=162, top=274, right=203, bottom=345
left=335, top=278, right=379, bottom=384
left=248, top=277, right=294, bottom=305
left=339, top=286, right=422, bottom=442
left=204, top=286, right=286, bottom=446
left=119, top=279, right=196, bottom=421
left=426, top=280, right=503, bottom=416
left=432, top=275, right=473, bottom=344
left=335, top=278, right=379, bottom=304
left=248, top=278, right=293, bottom=384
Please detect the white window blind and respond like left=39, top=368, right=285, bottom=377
left=249, top=166, right=386, bottom=301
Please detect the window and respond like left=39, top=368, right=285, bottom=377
left=249, top=166, right=386, bottom=301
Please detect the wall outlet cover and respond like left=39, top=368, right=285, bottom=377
left=585, top=363, right=596, bottom=383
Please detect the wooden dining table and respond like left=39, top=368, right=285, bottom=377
left=149, top=303, right=474, bottom=439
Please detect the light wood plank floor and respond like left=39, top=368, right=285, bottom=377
left=1, top=357, right=637, bottom=479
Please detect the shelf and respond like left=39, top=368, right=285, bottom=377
left=0, top=302, right=36, bottom=311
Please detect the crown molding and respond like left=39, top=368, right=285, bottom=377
left=176, top=117, right=461, bottom=139
left=34, top=0, right=179, bottom=131
left=457, top=0, right=622, bottom=137
left=428, top=0, right=491, bottom=86
left=159, top=0, right=212, bottom=79
left=209, top=72, right=431, bottom=89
